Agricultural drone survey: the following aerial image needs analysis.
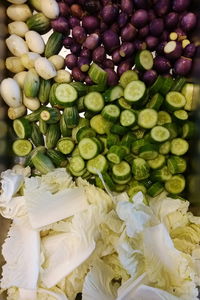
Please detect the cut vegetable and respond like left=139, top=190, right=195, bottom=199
left=139, top=144, right=158, bottom=160
left=151, top=166, right=172, bottom=182
left=107, top=145, right=126, bottom=164
left=124, top=80, right=146, bottom=104
left=157, top=111, right=172, bottom=125
left=147, top=182, right=164, bottom=197
left=87, top=154, right=108, bottom=174
left=119, top=70, right=139, bottom=88
left=88, top=63, right=107, bottom=86
left=146, top=93, right=164, bottom=111
left=167, top=156, right=187, bottom=174
left=78, top=137, right=99, bottom=160
left=101, top=104, right=120, bottom=122
left=138, top=108, right=158, bottom=129
left=57, top=137, right=75, bottom=155
left=170, top=138, right=189, bottom=155
left=135, top=50, right=154, bottom=71
left=12, top=139, right=32, bottom=156
left=13, top=118, right=32, bottom=139
left=112, top=161, right=131, bottom=181
left=165, top=91, right=186, bottom=111
left=84, top=92, right=104, bottom=112
left=104, top=85, right=124, bottom=102
left=120, top=109, right=136, bottom=127
left=150, top=126, right=170, bottom=142
left=69, top=155, right=85, bottom=173
left=132, top=157, right=150, bottom=180
left=55, top=83, right=78, bottom=107
left=90, top=114, right=112, bottom=135
left=148, top=154, right=166, bottom=169
left=165, top=175, right=185, bottom=194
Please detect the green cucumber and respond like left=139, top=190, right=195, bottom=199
left=167, top=156, right=187, bottom=174
left=76, top=126, right=96, bottom=142
left=135, top=50, right=153, bottom=71
left=13, top=118, right=32, bottom=139
left=117, top=97, right=132, bottom=110
left=107, top=145, right=126, bottom=164
left=84, top=92, right=104, bottom=112
left=47, top=149, right=68, bottom=167
left=138, top=109, right=158, bottom=129
left=119, top=70, right=138, bottom=88
left=110, top=124, right=128, bottom=135
left=107, top=133, right=120, bottom=148
left=63, top=106, right=79, bottom=128
left=78, top=137, right=99, bottom=160
left=55, top=84, right=78, bottom=107
left=132, top=158, right=150, bottom=180
left=102, top=104, right=120, bottom=122
left=32, top=151, right=55, bottom=174
left=165, top=91, right=186, bottom=111
left=120, top=109, right=136, bottom=127
left=46, top=124, right=61, bottom=149
left=49, top=83, right=60, bottom=107
left=87, top=154, right=108, bottom=174
left=39, top=118, right=48, bottom=135
left=173, top=110, right=188, bottom=122
left=150, top=126, right=170, bottom=143
left=25, top=107, right=44, bottom=122
left=104, top=85, right=124, bottom=102
left=157, top=111, right=172, bottom=125
left=139, top=144, right=158, bottom=160
left=159, top=141, right=171, bottom=155
left=148, top=154, right=165, bottom=169
left=44, top=32, right=63, bottom=58
left=112, top=161, right=131, bottom=181
left=88, top=63, right=107, bottom=86
left=40, top=107, right=61, bottom=124
left=146, top=93, right=164, bottom=111
left=159, top=77, right=174, bottom=95
left=57, top=137, right=75, bottom=154
left=131, top=139, right=146, bottom=155
left=147, top=182, right=164, bottom=197
left=124, top=80, right=146, bottom=104
left=60, top=115, right=72, bottom=137
left=165, top=175, right=185, bottom=194
left=70, top=82, right=88, bottom=96
left=149, top=76, right=164, bottom=95
left=90, top=114, right=112, bottom=135
left=151, top=166, right=172, bottom=182
left=164, top=123, right=179, bottom=139
left=171, top=77, right=186, bottom=92
left=181, top=83, right=195, bottom=111
left=69, top=155, right=85, bottom=173
left=12, top=139, right=32, bottom=157
left=170, top=138, right=189, bottom=156
left=31, top=123, right=44, bottom=146
left=38, top=79, right=51, bottom=104
left=24, top=68, right=40, bottom=98
left=26, top=13, right=50, bottom=34
left=182, top=121, right=196, bottom=139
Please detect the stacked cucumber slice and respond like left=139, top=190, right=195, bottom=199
left=12, top=64, right=196, bottom=198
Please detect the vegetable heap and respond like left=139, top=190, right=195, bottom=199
left=1, top=167, right=200, bottom=300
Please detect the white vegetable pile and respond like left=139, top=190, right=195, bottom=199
left=1, top=167, right=200, bottom=300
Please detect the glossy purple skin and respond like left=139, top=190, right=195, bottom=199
left=102, top=30, right=120, bottom=53
left=180, top=12, right=197, bottom=32
left=84, top=0, right=101, bottom=13
left=131, top=9, right=149, bottom=28
left=63, top=37, right=73, bottom=48
left=112, top=49, right=123, bottom=65
left=183, top=43, right=196, bottom=58
left=119, top=42, right=135, bottom=58
left=134, top=0, right=149, bottom=9
left=118, top=12, right=129, bottom=28
left=160, top=31, right=169, bottom=41
left=121, top=23, right=137, bottom=42
left=58, top=2, right=70, bottom=16
left=77, top=56, right=90, bottom=72
left=117, top=60, right=133, bottom=76
left=103, top=59, right=115, bottom=69
left=172, top=0, right=190, bottom=12
left=92, top=46, right=106, bottom=63
left=85, top=75, right=93, bottom=85
left=70, top=42, right=81, bottom=54
left=143, top=70, right=158, bottom=86
left=145, top=36, right=159, bottom=50
left=165, top=12, right=179, bottom=29
left=72, top=67, right=86, bottom=81
left=149, top=18, right=164, bottom=36
left=99, top=21, right=108, bottom=33
left=175, top=28, right=187, bottom=39
left=72, top=26, right=86, bottom=44
left=65, top=54, right=78, bottom=70
left=68, top=17, right=80, bottom=28
left=121, top=0, right=134, bottom=15
left=154, top=56, right=171, bottom=73
left=156, top=41, right=167, bottom=55
left=138, top=25, right=149, bottom=39
left=134, top=40, right=147, bottom=51
left=80, top=48, right=92, bottom=59
left=174, top=56, right=192, bottom=75
left=148, top=9, right=156, bottom=21
left=101, top=4, right=119, bottom=24
left=111, top=23, right=120, bottom=34
left=51, top=17, right=69, bottom=34
left=82, top=16, right=100, bottom=33
left=154, top=0, right=170, bottom=16
left=165, top=41, right=183, bottom=60
left=83, top=33, right=100, bottom=50
left=105, top=68, right=119, bottom=86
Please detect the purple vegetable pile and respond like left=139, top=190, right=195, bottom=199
left=52, top=0, right=198, bottom=86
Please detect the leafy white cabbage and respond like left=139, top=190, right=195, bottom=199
left=132, top=285, right=182, bottom=300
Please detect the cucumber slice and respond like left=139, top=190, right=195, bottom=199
left=78, top=137, right=99, bottom=160
left=121, top=132, right=136, bottom=147
left=107, top=145, right=126, bottom=164
left=147, top=182, right=164, bottom=197
left=182, top=121, right=196, bottom=139
left=139, top=144, right=158, bottom=160
left=76, top=126, right=96, bottom=142
left=39, top=118, right=48, bottom=135
left=159, top=141, right=171, bottom=155
left=112, top=161, right=131, bottom=181
left=181, top=83, right=195, bottom=111
left=159, top=77, right=174, bottom=95
left=124, top=80, right=146, bottom=104
left=70, top=82, right=88, bottom=96
left=124, top=153, right=138, bottom=164
left=31, top=151, right=55, bottom=175
left=146, top=93, right=164, bottom=111
left=171, top=77, right=186, bottom=92
left=151, top=166, right=172, bottom=182
left=69, top=155, right=85, bottom=173
left=132, top=128, right=146, bottom=139
left=90, top=114, right=112, bottom=135
left=149, top=76, right=164, bottom=95
left=120, top=109, right=136, bottom=127
left=88, top=63, right=107, bottom=86
left=40, top=107, right=61, bottom=124
left=110, top=124, right=128, bottom=135
left=57, top=137, right=75, bottom=154
left=138, top=109, right=158, bottom=129
left=117, top=97, right=132, bottom=110
left=107, top=133, right=120, bottom=148
left=135, top=50, right=153, bottom=71
left=170, top=138, right=189, bottom=156
left=148, top=154, right=165, bottom=169
left=128, top=181, right=147, bottom=197
left=165, top=91, right=186, bottom=111
left=150, top=126, right=170, bottom=142
left=112, top=175, right=131, bottom=185
left=13, top=118, right=32, bottom=139
left=119, top=70, right=139, bottom=88
left=131, top=139, right=146, bottom=155
left=84, top=92, right=104, bottom=112
left=157, top=111, right=172, bottom=125
left=167, top=156, right=187, bottom=174
left=12, top=139, right=32, bottom=156
left=46, top=149, right=68, bottom=167
left=164, top=123, right=178, bottom=139
left=101, top=104, right=120, bottom=122
left=173, top=110, right=188, bottom=122
left=104, top=85, right=124, bottom=102
left=68, top=166, right=86, bottom=177
left=165, top=175, right=185, bottom=194
left=55, top=83, right=78, bottom=107
left=87, top=154, right=108, bottom=174
left=132, top=158, right=150, bottom=180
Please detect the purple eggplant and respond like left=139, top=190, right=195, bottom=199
left=84, top=0, right=101, bottom=13
left=145, top=36, right=159, bottom=50
left=134, top=40, right=147, bottom=51
left=143, top=70, right=158, bottom=86
left=101, top=4, right=119, bottom=24
left=183, top=43, right=196, bottom=58
left=51, top=17, right=69, bottom=34
left=70, top=42, right=81, bottom=55
left=121, top=0, right=134, bottom=15
left=165, top=12, right=179, bottom=29
left=174, top=28, right=187, bottom=41
left=174, top=56, right=192, bottom=75
left=82, top=16, right=100, bottom=33
left=154, top=0, right=170, bottom=16
left=80, top=48, right=92, bottom=59
left=85, top=75, right=93, bottom=85
left=180, top=12, right=197, bottom=32
left=83, top=33, right=100, bottom=50
left=58, top=2, right=70, bottom=17
left=134, top=0, right=149, bottom=9
left=92, top=46, right=106, bottom=63
left=154, top=56, right=171, bottom=73
left=105, top=68, right=119, bottom=86
left=63, top=0, right=74, bottom=5
left=117, top=60, right=133, bottom=76
left=70, top=4, right=84, bottom=19
left=138, top=25, right=149, bottom=39
left=68, top=16, right=80, bottom=28
left=119, top=42, right=135, bottom=58
left=121, top=23, right=137, bottom=42
left=164, top=41, right=183, bottom=60
left=63, top=37, right=73, bottom=49
left=148, top=9, right=156, bottom=21
left=111, top=23, right=120, bottom=34
left=65, top=54, right=78, bottom=70
left=72, top=26, right=86, bottom=44
left=149, top=18, right=164, bottom=36
left=172, top=0, right=190, bottom=12
left=102, top=30, right=120, bottom=53
left=160, top=31, right=169, bottom=41
left=118, top=12, right=129, bottom=28
left=103, top=59, right=115, bottom=69
left=72, top=67, right=86, bottom=81
left=112, top=49, right=123, bottom=65
left=99, top=21, right=108, bottom=33
left=77, top=56, right=90, bottom=72
left=131, top=9, right=149, bottom=28
left=156, top=41, right=167, bottom=55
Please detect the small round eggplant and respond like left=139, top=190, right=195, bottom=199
left=101, top=4, right=119, bottom=24
left=80, top=48, right=92, bottom=59
left=70, top=42, right=81, bottom=55
left=143, top=69, right=158, bottom=86
left=174, top=56, right=192, bottom=75
left=154, top=56, right=171, bottom=73
left=154, top=0, right=170, bottom=16
left=82, top=16, right=100, bottom=33
left=118, top=12, right=128, bottom=28
left=105, top=68, right=119, bottom=86
left=58, top=2, right=70, bottom=17
left=77, top=56, right=90, bottom=72
left=111, top=23, right=120, bottom=34
left=121, top=23, right=137, bottom=42
left=119, top=42, right=135, bottom=58
left=70, top=4, right=84, bottom=19
left=99, top=21, right=108, bottom=33
left=148, top=9, right=156, bottom=21
left=134, top=40, right=147, bottom=51
left=156, top=41, right=167, bottom=55
left=112, top=49, right=123, bottom=65
left=174, top=28, right=187, bottom=41
left=85, top=75, right=93, bottom=85
left=103, top=59, right=114, bottom=69
left=72, top=67, right=86, bottom=81
left=131, top=9, right=149, bottom=28
left=83, top=33, right=100, bottom=50
left=51, top=17, right=69, bottom=34
left=164, top=41, right=183, bottom=60
left=134, top=0, right=149, bottom=9
left=63, top=37, right=73, bottom=49
left=172, top=0, right=190, bottom=12
left=145, top=36, right=159, bottom=51
left=183, top=43, right=196, bottom=58
left=165, top=12, right=179, bottom=29
left=117, top=60, right=133, bottom=77
left=68, top=16, right=80, bottom=28
left=65, top=54, right=78, bottom=70
left=102, top=30, right=120, bottom=53
left=121, top=0, right=134, bottom=15
left=138, top=25, right=149, bottom=39
left=180, top=12, right=197, bottom=32
left=84, top=0, right=101, bottom=13
left=149, top=18, right=164, bottom=36
left=160, top=31, right=169, bottom=41
left=72, top=26, right=86, bottom=44
left=63, top=0, right=74, bottom=5
left=92, top=46, right=106, bottom=63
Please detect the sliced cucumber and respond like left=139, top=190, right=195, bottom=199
left=173, top=110, right=188, bottom=122
left=165, top=175, right=185, bottom=194
left=120, top=109, right=136, bottom=127
left=182, top=121, right=196, bottom=139
left=31, top=151, right=55, bottom=175
left=112, top=175, right=131, bottom=185
left=119, top=70, right=139, bottom=88
left=107, top=133, right=120, bottom=148
left=117, top=97, right=132, bottom=110
left=40, top=107, right=61, bottom=124
left=78, top=137, right=99, bottom=160
left=110, top=124, right=128, bottom=135
left=159, top=141, right=171, bottom=155
left=13, top=139, right=32, bottom=156
left=165, top=91, right=186, bottom=111
left=107, top=145, right=126, bottom=164
left=57, top=137, right=75, bottom=155
left=112, top=161, right=131, bottom=181
left=147, top=182, right=164, bottom=197
left=76, top=126, right=96, bottom=142
left=151, top=166, right=172, bottom=182
left=170, top=138, right=189, bottom=156
left=13, top=118, right=32, bottom=139
left=138, top=108, right=158, bottom=129
left=87, top=154, right=108, bottom=174
left=90, top=114, right=112, bottom=135
left=69, top=155, right=85, bottom=173
left=150, top=126, right=170, bottom=143
left=164, top=123, right=179, bottom=139
left=181, top=83, right=195, bottom=111
left=157, top=111, right=172, bottom=125
left=131, top=139, right=146, bottom=155
left=146, top=93, right=164, bottom=111
left=149, top=76, right=164, bottom=95
left=88, top=63, right=107, bottom=86
left=101, top=104, right=120, bottom=122
left=159, top=77, right=174, bottom=95
left=84, top=92, right=104, bottom=112
left=171, top=77, right=186, bottom=92
left=124, top=80, right=146, bottom=104
left=104, top=85, right=124, bottom=102
left=128, top=181, right=147, bottom=198
left=121, top=132, right=136, bottom=147
left=139, top=144, right=158, bottom=160
left=135, top=50, right=153, bottom=71
left=167, top=156, right=187, bottom=174
left=46, top=149, right=68, bottom=167
left=39, top=118, right=48, bottom=135
left=132, top=158, right=150, bottom=181
left=55, top=83, right=78, bottom=107
left=148, top=154, right=165, bottom=169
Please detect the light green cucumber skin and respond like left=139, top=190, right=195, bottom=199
left=24, top=69, right=40, bottom=98
left=44, top=32, right=63, bottom=58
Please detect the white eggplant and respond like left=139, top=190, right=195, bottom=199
left=48, top=55, right=64, bottom=71
left=14, top=71, right=27, bottom=88
left=6, top=34, right=29, bottom=57
left=41, top=0, right=59, bottom=19
left=8, top=21, right=29, bottom=37
left=34, top=57, right=57, bottom=80
left=0, top=78, right=22, bottom=108
left=21, top=52, right=40, bottom=69
left=25, top=31, right=45, bottom=54
left=23, top=94, right=40, bottom=111
left=54, top=70, right=72, bottom=83
left=7, top=0, right=27, bottom=3
left=6, top=57, right=25, bottom=73
left=8, top=105, right=27, bottom=120
left=28, top=0, right=42, bottom=11
left=6, top=4, right=32, bottom=22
